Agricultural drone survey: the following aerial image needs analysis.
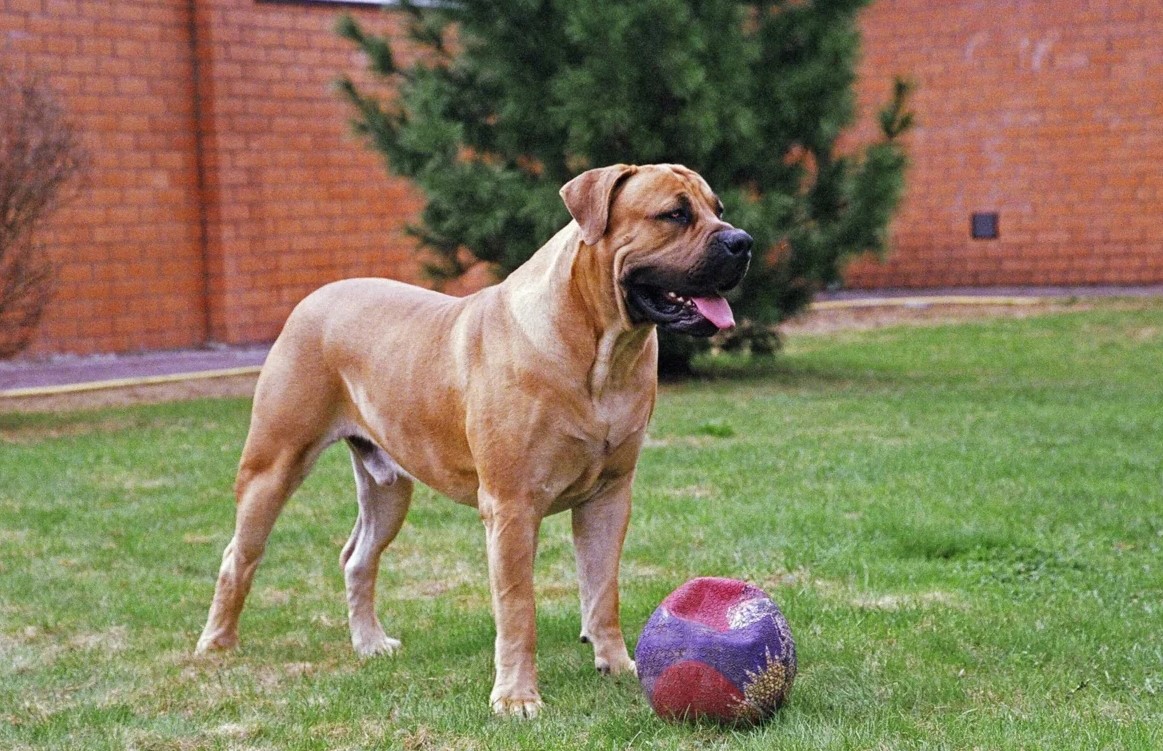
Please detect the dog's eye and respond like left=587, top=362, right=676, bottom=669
left=658, top=207, right=690, bottom=225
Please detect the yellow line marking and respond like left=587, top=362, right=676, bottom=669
left=0, top=365, right=261, bottom=399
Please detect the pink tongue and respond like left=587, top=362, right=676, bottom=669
left=691, top=295, right=735, bottom=330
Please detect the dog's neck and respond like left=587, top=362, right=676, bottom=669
left=504, top=224, right=654, bottom=398
left=566, top=228, right=655, bottom=398
left=588, top=324, right=653, bottom=399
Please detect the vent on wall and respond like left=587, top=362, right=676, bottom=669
left=971, top=212, right=999, bottom=240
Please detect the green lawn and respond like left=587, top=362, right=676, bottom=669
left=2, top=301, right=1162, bottom=750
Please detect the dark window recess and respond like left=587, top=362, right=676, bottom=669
left=971, top=212, right=999, bottom=240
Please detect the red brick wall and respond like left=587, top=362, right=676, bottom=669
left=2, top=0, right=423, bottom=355
left=845, top=0, right=1163, bottom=288
left=3, top=1, right=1161, bottom=357
left=4, top=0, right=208, bottom=354
left=192, top=0, right=425, bottom=345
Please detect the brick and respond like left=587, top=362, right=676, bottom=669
left=12, top=0, right=1163, bottom=355
left=847, top=0, right=1163, bottom=292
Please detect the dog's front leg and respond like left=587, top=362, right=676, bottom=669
left=572, top=474, right=636, bottom=676
left=479, top=490, right=543, bottom=718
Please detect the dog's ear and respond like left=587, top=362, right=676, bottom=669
left=560, top=164, right=638, bottom=246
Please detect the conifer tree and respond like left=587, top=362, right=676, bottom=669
left=338, top=0, right=911, bottom=371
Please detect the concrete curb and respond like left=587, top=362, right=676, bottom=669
left=810, top=295, right=1048, bottom=310
left=0, top=365, right=262, bottom=399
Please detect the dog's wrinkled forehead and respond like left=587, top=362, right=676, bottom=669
left=615, top=164, right=722, bottom=217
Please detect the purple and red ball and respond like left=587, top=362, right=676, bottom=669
left=635, top=577, right=796, bottom=724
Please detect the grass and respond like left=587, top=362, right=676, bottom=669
left=2, top=300, right=1162, bottom=750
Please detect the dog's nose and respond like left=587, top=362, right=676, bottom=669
left=717, top=229, right=753, bottom=257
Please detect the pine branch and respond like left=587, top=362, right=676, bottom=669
left=878, top=76, right=915, bottom=141
left=335, top=14, right=396, bottom=77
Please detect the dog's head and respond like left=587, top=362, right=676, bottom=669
left=560, top=164, right=751, bottom=337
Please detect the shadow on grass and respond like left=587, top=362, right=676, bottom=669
left=667, top=352, right=901, bottom=390
left=889, top=522, right=1090, bottom=593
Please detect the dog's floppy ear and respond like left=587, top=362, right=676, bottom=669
left=560, top=164, right=638, bottom=246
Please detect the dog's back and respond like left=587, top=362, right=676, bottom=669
left=248, top=277, right=482, bottom=502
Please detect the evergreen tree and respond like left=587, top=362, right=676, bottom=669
left=338, top=0, right=911, bottom=371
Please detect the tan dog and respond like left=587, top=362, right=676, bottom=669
left=195, top=164, right=752, bottom=717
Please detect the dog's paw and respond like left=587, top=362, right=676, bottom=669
left=352, top=631, right=401, bottom=658
left=491, top=695, right=544, bottom=719
left=596, top=656, right=636, bottom=677
left=194, top=631, right=238, bottom=654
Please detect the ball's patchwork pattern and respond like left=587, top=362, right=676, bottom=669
left=636, top=577, right=796, bottom=723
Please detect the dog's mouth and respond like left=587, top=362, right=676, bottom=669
left=623, top=276, right=743, bottom=337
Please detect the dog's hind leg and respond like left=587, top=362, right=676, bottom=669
left=195, top=426, right=330, bottom=654
left=340, top=437, right=413, bottom=657
left=195, top=444, right=316, bottom=652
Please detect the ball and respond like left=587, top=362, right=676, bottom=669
left=635, top=577, right=796, bottom=724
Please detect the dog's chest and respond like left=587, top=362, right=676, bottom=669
left=591, top=387, right=649, bottom=453
left=548, top=390, right=649, bottom=510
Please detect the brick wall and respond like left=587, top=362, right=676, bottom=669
left=4, top=0, right=208, bottom=354
left=2, top=0, right=423, bottom=355
left=3, top=1, right=1161, bottom=357
left=845, top=0, right=1163, bottom=288
left=192, top=0, right=425, bottom=345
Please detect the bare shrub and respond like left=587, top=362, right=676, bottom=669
left=0, top=68, right=86, bottom=358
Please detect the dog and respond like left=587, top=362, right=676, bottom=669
left=195, top=163, right=752, bottom=717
